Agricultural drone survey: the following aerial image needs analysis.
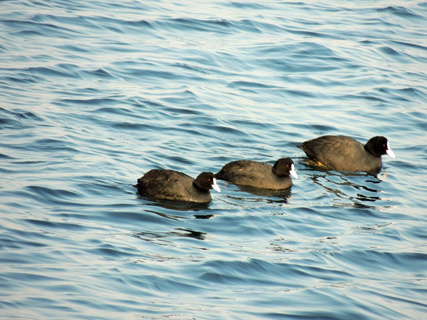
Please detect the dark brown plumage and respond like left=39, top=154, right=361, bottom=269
left=135, top=170, right=220, bottom=203
left=298, top=135, right=395, bottom=174
left=216, top=158, right=297, bottom=190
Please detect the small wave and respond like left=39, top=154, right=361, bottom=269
left=378, top=6, right=424, bottom=19
left=26, top=65, right=81, bottom=80
left=0, top=107, right=44, bottom=130
left=24, top=218, right=87, bottom=232
left=80, top=67, right=115, bottom=80
left=379, top=46, right=401, bottom=56
left=377, top=87, right=424, bottom=103
left=91, top=243, right=140, bottom=258
left=155, top=17, right=233, bottom=34
left=391, top=40, right=427, bottom=51
left=24, top=185, right=83, bottom=207
left=59, top=97, right=118, bottom=106
left=5, top=17, right=81, bottom=39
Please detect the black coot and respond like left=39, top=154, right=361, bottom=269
left=216, top=158, right=298, bottom=189
left=135, top=170, right=221, bottom=203
left=298, top=135, right=395, bottom=174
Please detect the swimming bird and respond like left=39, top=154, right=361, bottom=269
left=216, top=158, right=297, bottom=189
left=298, top=135, right=395, bottom=174
left=135, top=170, right=220, bottom=203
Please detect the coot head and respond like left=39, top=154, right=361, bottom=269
left=273, top=158, right=298, bottom=179
left=194, top=172, right=221, bottom=192
left=365, top=136, right=395, bottom=158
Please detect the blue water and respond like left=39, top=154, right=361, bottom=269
left=1, top=0, right=427, bottom=319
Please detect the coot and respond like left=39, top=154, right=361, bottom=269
left=135, top=170, right=220, bottom=203
left=298, top=135, right=395, bottom=174
left=216, top=158, right=298, bottom=189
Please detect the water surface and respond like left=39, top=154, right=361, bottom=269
left=1, top=0, right=427, bottom=319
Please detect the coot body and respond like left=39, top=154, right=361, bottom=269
left=136, top=170, right=220, bottom=203
left=216, top=158, right=297, bottom=190
left=298, top=135, right=395, bottom=174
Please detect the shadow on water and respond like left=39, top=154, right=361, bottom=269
left=299, top=160, right=387, bottom=210
left=135, top=192, right=217, bottom=223
left=218, top=182, right=293, bottom=207
left=135, top=193, right=210, bottom=211
left=133, top=197, right=214, bottom=243
left=237, top=185, right=292, bottom=203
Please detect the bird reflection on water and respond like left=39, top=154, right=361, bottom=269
left=300, top=162, right=391, bottom=210
left=134, top=228, right=208, bottom=243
